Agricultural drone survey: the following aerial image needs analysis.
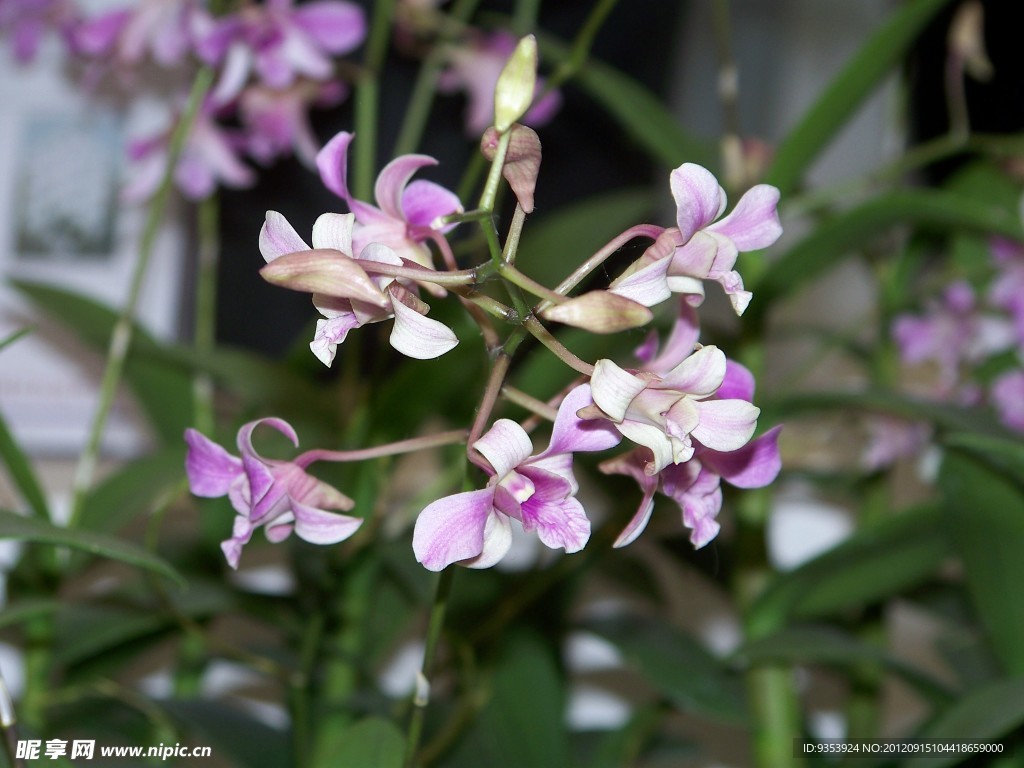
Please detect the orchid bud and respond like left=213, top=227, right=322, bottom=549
left=541, top=291, right=653, bottom=334
left=260, top=249, right=388, bottom=307
left=481, top=124, right=541, bottom=213
left=493, top=34, right=538, bottom=133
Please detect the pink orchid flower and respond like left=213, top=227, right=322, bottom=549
left=123, top=101, right=255, bottom=202
left=989, top=238, right=1024, bottom=351
left=612, top=163, right=781, bottom=315
left=438, top=28, right=561, bottom=136
left=584, top=344, right=761, bottom=477
left=259, top=210, right=459, bottom=363
left=239, top=79, right=346, bottom=167
left=1, top=0, right=76, bottom=63
left=70, top=0, right=197, bottom=67
left=413, top=385, right=620, bottom=571
left=315, top=131, right=463, bottom=270
left=600, top=358, right=781, bottom=549
left=185, top=418, right=363, bottom=569
left=196, top=0, right=365, bottom=104
left=991, top=369, right=1024, bottom=433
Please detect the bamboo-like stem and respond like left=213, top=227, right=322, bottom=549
left=192, top=192, right=219, bottom=438
left=404, top=568, right=455, bottom=768
left=711, top=0, right=744, bottom=190
left=353, top=0, right=396, bottom=200
left=545, top=0, right=621, bottom=91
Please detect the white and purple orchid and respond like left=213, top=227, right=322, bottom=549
left=71, top=0, right=197, bottom=68
left=1, top=0, right=76, bottom=63
left=413, top=385, right=620, bottom=571
left=239, top=79, right=346, bottom=167
left=259, top=210, right=459, bottom=364
left=612, top=163, right=782, bottom=315
left=315, top=131, right=463, bottom=270
left=195, top=0, right=365, bottom=104
left=185, top=418, right=363, bottom=569
left=600, top=357, right=781, bottom=548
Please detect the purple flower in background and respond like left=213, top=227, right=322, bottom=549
left=1, top=0, right=76, bottom=63
left=584, top=345, right=761, bottom=476
left=991, top=369, right=1024, bottom=433
left=123, top=101, right=255, bottom=202
left=259, top=210, right=459, bottom=363
left=316, top=131, right=463, bottom=269
left=70, top=0, right=197, bottom=67
left=989, top=238, right=1024, bottom=351
left=413, top=385, right=620, bottom=571
left=185, top=418, right=363, bottom=568
left=438, top=29, right=561, bottom=136
left=600, top=361, right=781, bottom=548
left=239, top=79, right=347, bottom=167
left=612, top=163, right=781, bottom=315
left=196, top=0, right=365, bottom=104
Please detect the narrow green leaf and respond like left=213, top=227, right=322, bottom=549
left=941, top=432, right=1024, bottom=480
left=0, top=599, right=62, bottom=630
left=0, top=509, right=182, bottom=585
left=734, top=625, right=955, bottom=703
left=750, top=189, right=1024, bottom=314
left=939, top=451, right=1024, bottom=675
left=0, top=326, right=32, bottom=352
left=162, top=699, right=290, bottom=768
left=335, top=718, right=405, bottom=768
left=747, top=504, right=951, bottom=636
left=903, top=677, right=1024, bottom=768
left=765, top=0, right=954, bottom=194
left=537, top=35, right=715, bottom=170
left=589, top=616, right=748, bottom=725
left=0, top=408, right=50, bottom=520
left=79, top=448, right=185, bottom=536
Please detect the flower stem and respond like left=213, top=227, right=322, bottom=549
left=498, top=263, right=564, bottom=304
left=296, top=429, right=468, bottom=468
left=467, top=352, right=512, bottom=466
left=359, top=262, right=478, bottom=286
left=354, top=0, right=396, bottom=200
left=67, top=66, right=213, bottom=532
left=478, top=129, right=511, bottom=217
left=192, top=192, right=219, bottom=437
left=500, top=203, right=527, bottom=265
left=711, top=0, right=744, bottom=190
left=500, top=385, right=558, bottom=422
left=523, top=315, right=595, bottom=375
left=546, top=0, right=621, bottom=90
left=404, top=568, right=455, bottom=768
left=536, top=223, right=664, bottom=313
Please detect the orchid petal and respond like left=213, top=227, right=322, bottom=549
left=718, top=360, right=756, bottom=402
left=316, top=130, right=354, bottom=201
left=709, top=183, right=782, bottom=251
left=260, top=248, right=389, bottom=306
left=402, top=180, right=462, bottom=229
left=291, top=499, right=363, bottom=544
left=184, top=429, right=242, bottom=496
left=518, top=467, right=590, bottom=552
left=692, top=400, right=759, bottom=452
left=609, top=257, right=672, bottom=307
left=702, top=426, right=782, bottom=488
left=221, top=516, right=255, bottom=569
left=413, top=488, right=496, bottom=571
left=616, top=420, right=680, bottom=474
left=671, top=163, right=726, bottom=241
left=590, top=360, right=648, bottom=422
left=260, top=211, right=310, bottom=262
left=311, top=212, right=355, bottom=254
left=389, top=291, right=459, bottom=359
left=291, top=1, right=366, bottom=54
left=464, top=508, right=513, bottom=569
left=544, top=384, right=621, bottom=456
left=660, top=345, right=726, bottom=397
left=474, top=419, right=533, bottom=478
left=642, top=302, right=701, bottom=374
left=237, top=417, right=300, bottom=458
left=210, top=42, right=251, bottom=104
left=669, top=231, right=719, bottom=279
left=375, top=154, right=437, bottom=220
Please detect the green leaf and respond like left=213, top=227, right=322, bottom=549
left=162, top=699, right=290, bottom=768
left=939, top=451, right=1024, bottom=675
left=747, top=504, right=951, bottom=636
left=0, top=598, right=62, bottom=630
left=335, top=718, right=405, bottom=768
left=444, top=631, right=570, bottom=768
left=0, top=407, right=49, bottom=520
left=904, top=677, right=1024, bottom=768
left=537, top=36, right=715, bottom=171
left=79, top=447, right=185, bottom=536
left=10, top=280, right=195, bottom=444
left=0, top=325, right=32, bottom=352
left=941, top=432, right=1024, bottom=480
left=734, top=625, right=954, bottom=703
left=765, top=0, right=954, bottom=194
left=750, top=189, right=1024, bottom=314
left=0, top=509, right=182, bottom=585
left=589, top=616, right=748, bottom=725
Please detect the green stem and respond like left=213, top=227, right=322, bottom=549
left=710, top=0, right=744, bottom=190
left=545, top=0, right=620, bottom=90
left=512, top=0, right=541, bottom=34
left=498, top=263, right=563, bottom=304
left=500, top=203, right=527, bottom=265
left=353, top=0, right=396, bottom=200
left=192, top=193, right=219, bottom=438
left=522, top=316, right=595, bottom=375
left=67, top=67, right=214, bottom=532
left=500, top=385, right=558, bottom=421
left=404, top=568, right=455, bottom=768
left=296, top=429, right=468, bottom=467
left=478, top=130, right=511, bottom=217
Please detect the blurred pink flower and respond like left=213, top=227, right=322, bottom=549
left=71, top=0, right=198, bottom=67
left=239, top=79, right=347, bottom=166
left=991, top=369, right=1024, bottom=433
left=1, top=0, right=76, bottom=62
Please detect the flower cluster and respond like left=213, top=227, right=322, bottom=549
left=3, top=0, right=367, bottom=201
left=186, top=106, right=783, bottom=566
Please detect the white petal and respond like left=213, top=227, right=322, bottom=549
left=389, top=297, right=459, bottom=359
left=692, top=400, right=760, bottom=452
left=260, top=211, right=309, bottom=262
left=311, top=212, right=355, bottom=254
left=590, top=360, right=648, bottom=422
left=474, top=419, right=534, bottom=479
